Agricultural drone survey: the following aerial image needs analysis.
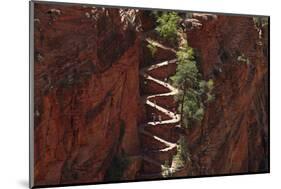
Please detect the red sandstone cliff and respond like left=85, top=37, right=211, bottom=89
left=32, top=3, right=269, bottom=186
left=185, top=14, right=269, bottom=175
left=33, top=3, right=142, bottom=186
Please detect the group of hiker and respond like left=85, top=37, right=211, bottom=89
left=151, top=113, right=162, bottom=123
left=142, top=73, right=179, bottom=123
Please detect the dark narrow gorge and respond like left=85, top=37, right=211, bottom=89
left=33, top=2, right=269, bottom=186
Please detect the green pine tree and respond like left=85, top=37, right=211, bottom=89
left=155, top=12, right=180, bottom=42
left=171, top=43, right=214, bottom=129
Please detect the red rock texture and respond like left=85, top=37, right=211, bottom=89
left=32, top=3, right=269, bottom=186
left=185, top=14, right=269, bottom=175
left=33, top=2, right=142, bottom=186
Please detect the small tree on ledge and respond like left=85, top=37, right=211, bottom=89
left=155, top=12, right=180, bottom=43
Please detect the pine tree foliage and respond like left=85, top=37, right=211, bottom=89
left=171, top=43, right=214, bottom=128
left=155, top=12, right=180, bottom=42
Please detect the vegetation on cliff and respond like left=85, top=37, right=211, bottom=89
left=172, top=44, right=203, bottom=128
left=153, top=12, right=214, bottom=129
left=155, top=12, right=180, bottom=42
left=253, top=16, right=268, bottom=29
left=152, top=11, right=215, bottom=173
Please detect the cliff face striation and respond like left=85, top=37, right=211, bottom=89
left=185, top=14, right=269, bottom=175
left=32, top=4, right=269, bottom=186
left=33, top=3, right=142, bottom=186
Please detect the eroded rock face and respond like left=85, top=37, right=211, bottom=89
left=33, top=4, right=269, bottom=185
left=185, top=15, right=269, bottom=175
left=33, top=3, right=142, bottom=186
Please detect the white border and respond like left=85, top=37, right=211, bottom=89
left=0, top=0, right=279, bottom=189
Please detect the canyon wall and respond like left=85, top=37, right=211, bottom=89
left=33, top=3, right=142, bottom=186
left=32, top=4, right=269, bottom=186
left=185, top=14, right=269, bottom=175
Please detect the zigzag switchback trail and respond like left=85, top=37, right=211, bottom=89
left=138, top=58, right=185, bottom=179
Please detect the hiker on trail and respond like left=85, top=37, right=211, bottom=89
left=152, top=113, right=156, bottom=123
left=173, top=108, right=177, bottom=119
left=158, top=115, right=162, bottom=123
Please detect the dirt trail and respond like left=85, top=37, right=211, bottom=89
left=138, top=57, right=184, bottom=178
